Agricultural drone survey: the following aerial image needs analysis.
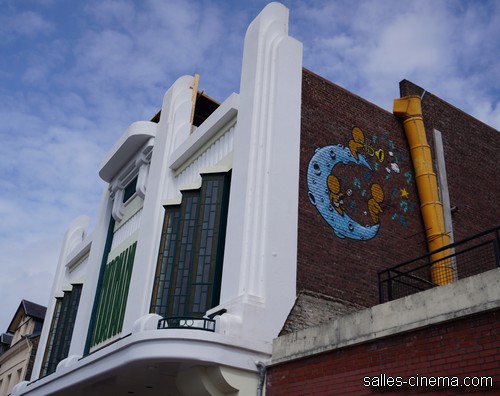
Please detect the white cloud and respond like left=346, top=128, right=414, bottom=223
left=0, top=10, right=53, bottom=40
left=0, top=234, right=60, bottom=331
left=1, top=0, right=498, bottom=333
left=73, top=0, right=229, bottom=94
left=367, top=15, right=449, bottom=75
left=83, top=0, right=136, bottom=26
left=21, top=39, right=70, bottom=85
left=290, top=0, right=500, bottom=129
left=0, top=113, right=104, bottom=330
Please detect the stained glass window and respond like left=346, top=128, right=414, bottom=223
left=151, top=172, right=231, bottom=318
left=40, top=284, right=82, bottom=377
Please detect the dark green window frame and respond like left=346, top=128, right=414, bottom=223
left=40, top=284, right=82, bottom=377
left=85, top=210, right=138, bottom=354
left=150, top=171, right=231, bottom=318
left=89, top=241, right=137, bottom=348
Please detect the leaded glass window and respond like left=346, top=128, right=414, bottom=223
left=40, top=284, right=82, bottom=377
left=150, top=206, right=181, bottom=313
left=151, top=171, right=231, bottom=318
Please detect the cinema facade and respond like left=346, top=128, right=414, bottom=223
left=12, top=3, right=499, bottom=395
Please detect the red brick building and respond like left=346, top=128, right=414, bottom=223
left=267, top=68, right=500, bottom=394
left=269, top=307, right=498, bottom=395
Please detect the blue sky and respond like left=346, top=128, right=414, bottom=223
left=1, top=0, right=499, bottom=332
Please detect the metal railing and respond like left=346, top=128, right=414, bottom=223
left=157, top=316, right=216, bottom=332
left=378, top=225, right=500, bottom=303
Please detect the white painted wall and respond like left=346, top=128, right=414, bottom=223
left=210, top=1, right=303, bottom=342
left=31, top=214, right=93, bottom=379
left=28, top=2, right=303, bottom=392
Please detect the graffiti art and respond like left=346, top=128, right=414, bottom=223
left=307, top=127, right=414, bottom=241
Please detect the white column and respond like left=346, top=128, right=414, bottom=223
left=121, top=75, right=196, bottom=334
left=216, top=2, right=303, bottom=342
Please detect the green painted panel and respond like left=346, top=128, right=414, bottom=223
left=91, top=241, right=137, bottom=348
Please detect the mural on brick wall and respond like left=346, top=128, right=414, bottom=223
left=307, top=127, right=415, bottom=240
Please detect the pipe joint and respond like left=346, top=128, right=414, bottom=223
left=393, top=95, right=423, bottom=118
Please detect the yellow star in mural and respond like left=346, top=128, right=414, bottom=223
left=401, top=188, right=409, bottom=199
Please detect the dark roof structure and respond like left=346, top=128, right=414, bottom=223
left=7, top=300, right=47, bottom=334
left=22, top=300, right=47, bottom=321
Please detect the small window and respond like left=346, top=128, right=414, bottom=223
left=16, top=368, right=23, bottom=383
left=123, top=176, right=138, bottom=203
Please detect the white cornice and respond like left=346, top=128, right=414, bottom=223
left=168, top=93, right=238, bottom=171
left=99, top=121, right=157, bottom=183
left=0, top=337, right=29, bottom=366
left=65, top=239, right=91, bottom=272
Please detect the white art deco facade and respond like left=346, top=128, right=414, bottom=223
left=12, top=3, right=302, bottom=395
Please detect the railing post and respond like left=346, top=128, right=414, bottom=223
left=387, top=271, right=393, bottom=302
left=378, top=272, right=383, bottom=303
left=494, top=228, right=500, bottom=268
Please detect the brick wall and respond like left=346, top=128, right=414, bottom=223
left=267, top=309, right=500, bottom=395
left=297, top=69, right=427, bottom=310
left=295, top=70, right=500, bottom=317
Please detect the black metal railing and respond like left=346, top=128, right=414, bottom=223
left=157, top=316, right=216, bottom=332
left=378, top=225, right=500, bottom=303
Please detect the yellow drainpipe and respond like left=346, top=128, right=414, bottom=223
left=393, top=95, right=455, bottom=285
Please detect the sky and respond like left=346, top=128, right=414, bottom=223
left=1, top=0, right=499, bottom=333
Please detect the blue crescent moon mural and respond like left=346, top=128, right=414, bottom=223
left=307, top=144, right=380, bottom=240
